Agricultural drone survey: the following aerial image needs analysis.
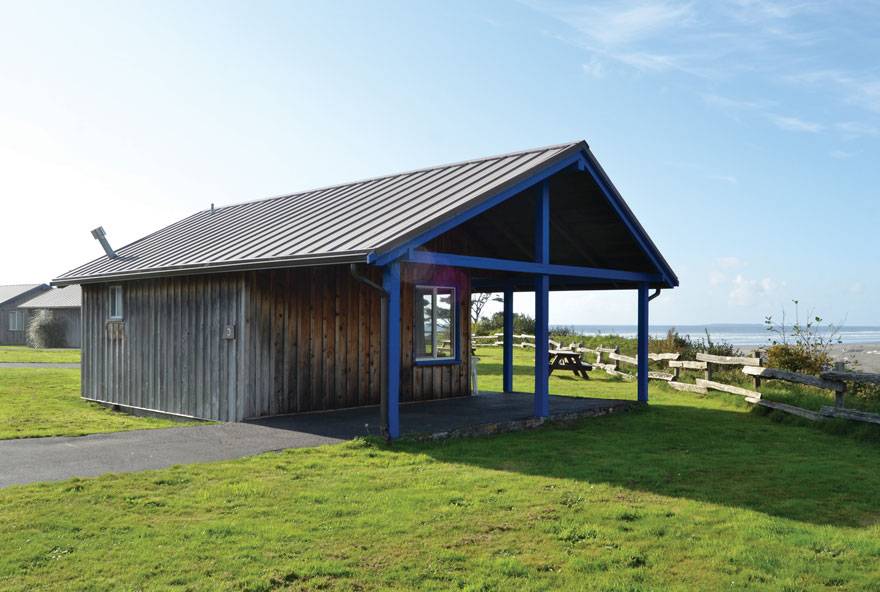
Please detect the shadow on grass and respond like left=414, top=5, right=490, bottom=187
left=397, top=402, right=880, bottom=528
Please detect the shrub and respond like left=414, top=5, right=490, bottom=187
left=764, top=300, right=840, bottom=375
left=27, top=310, right=68, bottom=348
left=651, top=328, right=741, bottom=359
left=474, top=312, right=535, bottom=336
left=766, top=343, right=830, bottom=375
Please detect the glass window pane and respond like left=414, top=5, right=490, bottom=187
left=435, top=289, right=454, bottom=358
left=414, top=288, right=433, bottom=358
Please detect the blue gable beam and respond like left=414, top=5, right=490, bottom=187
left=369, top=147, right=676, bottom=290
left=369, top=152, right=584, bottom=267
left=403, top=251, right=661, bottom=283
left=579, top=151, right=678, bottom=287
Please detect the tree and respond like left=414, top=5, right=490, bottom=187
left=470, top=292, right=501, bottom=326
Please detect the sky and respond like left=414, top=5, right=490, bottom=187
left=1, top=0, right=878, bottom=326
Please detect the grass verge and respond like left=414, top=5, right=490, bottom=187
left=0, top=368, right=187, bottom=439
left=0, top=346, right=81, bottom=364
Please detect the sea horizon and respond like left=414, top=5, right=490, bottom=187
left=553, top=323, right=880, bottom=347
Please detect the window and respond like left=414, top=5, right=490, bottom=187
left=8, top=310, right=26, bottom=332
left=414, top=286, right=457, bottom=362
left=109, top=285, right=123, bottom=320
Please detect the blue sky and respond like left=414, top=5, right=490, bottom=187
left=1, top=1, right=877, bottom=325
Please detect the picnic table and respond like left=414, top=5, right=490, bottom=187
left=548, top=349, right=592, bottom=379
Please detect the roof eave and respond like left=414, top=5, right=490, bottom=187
left=52, top=251, right=372, bottom=286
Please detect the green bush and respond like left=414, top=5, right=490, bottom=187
left=475, top=312, right=535, bottom=336
left=27, top=310, right=69, bottom=349
left=766, top=344, right=830, bottom=375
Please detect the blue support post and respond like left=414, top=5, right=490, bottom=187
left=637, top=283, right=649, bottom=404
left=503, top=287, right=514, bottom=393
left=534, top=274, right=550, bottom=417
left=383, top=262, right=401, bottom=438
left=534, top=180, right=550, bottom=417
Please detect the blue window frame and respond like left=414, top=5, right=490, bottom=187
left=414, top=285, right=459, bottom=365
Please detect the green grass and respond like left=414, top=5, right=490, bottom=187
left=1, top=350, right=880, bottom=589
left=0, top=346, right=81, bottom=364
left=0, top=369, right=186, bottom=439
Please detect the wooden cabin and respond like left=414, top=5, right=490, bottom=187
left=18, top=285, right=83, bottom=348
left=0, top=284, right=50, bottom=345
left=54, top=141, right=677, bottom=438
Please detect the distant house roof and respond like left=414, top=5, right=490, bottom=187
left=0, top=284, right=47, bottom=306
left=55, top=141, right=676, bottom=286
left=19, top=285, right=81, bottom=309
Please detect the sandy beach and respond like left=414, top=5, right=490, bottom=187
left=744, top=343, right=880, bottom=373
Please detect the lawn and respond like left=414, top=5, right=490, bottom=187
left=0, top=346, right=81, bottom=364
left=1, top=350, right=879, bottom=590
left=0, top=368, right=185, bottom=439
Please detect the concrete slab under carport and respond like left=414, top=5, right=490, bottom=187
left=0, top=393, right=633, bottom=488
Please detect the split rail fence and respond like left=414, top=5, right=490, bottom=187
left=473, top=335, right=880, bottom=427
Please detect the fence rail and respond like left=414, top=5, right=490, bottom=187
left=473, top=333, right=880, bottom=428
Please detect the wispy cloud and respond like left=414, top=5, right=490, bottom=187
left=581, top=56, right=605, bottom=78
left=829, top=149, right=854, bottom=159
left=787, top=70, right=880, bottom=114
left=768, top=114, right=823, bottom=133
left=524, top=1, right=880, bottom=137
left=834, top=121, right=879, bottom=139
left=729, top=274, right=782, bottom=307
left=707, top=174, right=738, bottom=184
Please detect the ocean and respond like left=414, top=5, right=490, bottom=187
left=557, top=324, right=880, bottom=347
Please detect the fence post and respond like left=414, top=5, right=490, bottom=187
left=834, top=361, right=847, bottom=408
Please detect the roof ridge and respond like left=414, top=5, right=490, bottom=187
left=210, top=140, right=585, bottom=212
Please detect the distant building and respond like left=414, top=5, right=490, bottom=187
left=0, top=284, right=50, bottom=345
left=19, top=285, right=82, bottom=348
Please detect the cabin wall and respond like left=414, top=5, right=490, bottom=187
left=399, top=263, right=471, bottom=404
left=242, top=264, right=471, bottom=418
left=81, top=263, right=472, bottom=422
left=81, top=274, right=245, bottom=420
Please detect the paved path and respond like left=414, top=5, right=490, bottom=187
left=0, top=362, right=80, bottom=368
left=0, top=393, right=631, bottom=488
left=0, top=423, right=345, bottom=488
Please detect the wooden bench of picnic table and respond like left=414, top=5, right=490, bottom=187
left=548, top=349, right=592, bottom=379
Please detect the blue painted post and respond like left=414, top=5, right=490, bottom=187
left=503, top=287, right=514, bottom=393
left=534, top=181, right=550, bottom=417
left=383, top=262, right=401, bottom=438
left=637, top=283, right=649, bottom=404
left=534, top=275, right=550, bottom=417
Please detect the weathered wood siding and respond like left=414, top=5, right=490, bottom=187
left=81, top=274, right=245, bottom=420
left=241, top=264, right=470, bottom=418
left=400, top=263, right=471, bottom=403
left=81, top=263, right=471, bottom=421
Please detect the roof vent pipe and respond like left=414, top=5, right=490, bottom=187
left=91, top=226, right=117, bottom=259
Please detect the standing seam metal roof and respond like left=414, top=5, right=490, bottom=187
left=54, top=142, right=582, bottom=283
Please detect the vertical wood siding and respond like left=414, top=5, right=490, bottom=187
left=81, top=274, right=245, bottom=420
left=243, top=264, right=471, bottom=418
left=81, top=263, right=471, bottom=421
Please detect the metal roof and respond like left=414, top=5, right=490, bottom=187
left=0, top=284, right=46, bottom=306
left=19, top=285, right=81, bottom=309
left=55, top=142, right=584, bottom=284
